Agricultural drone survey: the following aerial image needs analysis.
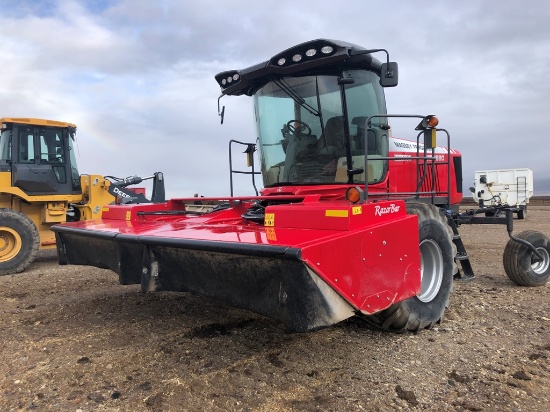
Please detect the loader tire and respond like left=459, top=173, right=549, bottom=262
left=366, top=202, right=456, bottom=332
left=0, top=209, right=40, bottom=275
left=503, top=230, right=550, bottom=286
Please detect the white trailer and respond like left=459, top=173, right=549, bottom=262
left=469, top=168, right=533, bottom=219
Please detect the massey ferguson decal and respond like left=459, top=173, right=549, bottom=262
left=390, top=137, right=448, bottom=162
left=375, top=204, right=400, bottom=216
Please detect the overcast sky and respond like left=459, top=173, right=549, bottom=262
left=1, top=0, right=549, bottom=198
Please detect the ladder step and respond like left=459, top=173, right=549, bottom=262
left=447, top=215, right=476, bottom=279
left=455, top=271, right=476, bottom=281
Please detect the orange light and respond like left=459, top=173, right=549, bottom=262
left=346, top=187, right=362, bottom=203
left=415, top=115, right=440, bottom=131
left=427, top=116, right=439, bottom=127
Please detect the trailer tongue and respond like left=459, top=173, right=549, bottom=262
left=53, top=39, right=550, bottom=333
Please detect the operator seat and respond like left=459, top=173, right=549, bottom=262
left=319, top=116, right=346, bottom=156
left=351, top=116, right=377, bottom=155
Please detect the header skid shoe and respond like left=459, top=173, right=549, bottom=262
left=53, top=197, right=421, bottom=332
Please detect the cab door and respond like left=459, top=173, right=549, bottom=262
left=11, top=125, right=74, bottom=195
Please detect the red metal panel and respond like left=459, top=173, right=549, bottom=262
left=299, top=213, right=420, bottom=313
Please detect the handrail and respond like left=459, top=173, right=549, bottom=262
left=229, top=139, right=261, bottom=196
left=363, top=114, right=452, bottom=209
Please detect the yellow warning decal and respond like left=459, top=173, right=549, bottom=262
left=102, top=207, right=110, bottom=213
left=264, top=213, right=275, bottom=226
left=126, top=211, right=131, bottom=221
left=352, top=206, right=362, bottom=215
left=266, top=227, right=277, bottom=241
left=325, top=210, right=349, bottom=218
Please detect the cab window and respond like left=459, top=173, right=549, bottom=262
left=18, top=128, right=35, bottom=163
left=40, top=129, right=65, bottom=164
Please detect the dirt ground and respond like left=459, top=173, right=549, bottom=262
left=1, top=208, right=549, bottom=412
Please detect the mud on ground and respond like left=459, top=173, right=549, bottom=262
left=1, top=209, right=549, bottom=411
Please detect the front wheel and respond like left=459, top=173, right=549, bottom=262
left=365, top=202, right=456, bottom=332
left=503, top=230, right=550, bottom=286
left=0, top=209, right=40, bottom=275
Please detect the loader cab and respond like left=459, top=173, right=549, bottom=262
left=0, top=118, right=82, bottom=195
left=216, top=39, right=396, bottom=193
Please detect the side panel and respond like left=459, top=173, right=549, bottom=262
left=387, top=137, right=463, bottom=205
left=300, top=214, right=420, bottom=314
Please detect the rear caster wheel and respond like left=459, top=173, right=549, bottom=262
left=503, top=230, right=550, bottom=286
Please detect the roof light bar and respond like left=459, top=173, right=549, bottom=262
left=215, top=70, right=242, bottom=90
left=269, top=41, right=338, bottom=69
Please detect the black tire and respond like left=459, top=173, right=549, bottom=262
left=516, top=206, right=527, bottom=220
left=503, top=230, right=550, bottom=286
left=0, top=209, right=40, bottom=275
left=365, top=202, right=456, bottom=332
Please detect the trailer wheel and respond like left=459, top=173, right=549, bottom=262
left=516, top=206, right=527, bottom=220
left=503, top=230, right=550, bottom=286
left=365, top=202, right=456, bottom=332
left=0, top=209, right=40, bottom=275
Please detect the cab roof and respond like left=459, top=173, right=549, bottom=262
left=1, top=117, right=77, bottom=129
left=215, top=39, right=382, bottom=97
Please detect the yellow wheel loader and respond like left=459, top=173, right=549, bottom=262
left=0, top=117, right=165, bottom=275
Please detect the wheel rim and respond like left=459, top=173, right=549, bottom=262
left=418, top=239, right=444, bottom=303
left=0, top=227, right=23, bottom=262
left=532, top=247, right=550, bottom=275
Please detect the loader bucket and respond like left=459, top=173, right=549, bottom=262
left=53, top=197, right=421, bottom=332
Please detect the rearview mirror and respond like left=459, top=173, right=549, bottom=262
left=380, top=62, right=398, bottom=87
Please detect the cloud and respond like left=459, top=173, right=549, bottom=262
left=0, top=0, right=549, bottom=198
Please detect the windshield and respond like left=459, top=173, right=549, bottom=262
left=254, top=70, right=388, bottom=187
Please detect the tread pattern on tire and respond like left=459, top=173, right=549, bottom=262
left=364, top=202, right=456, bottom=333
left=503, top=230, right=550, bottom=287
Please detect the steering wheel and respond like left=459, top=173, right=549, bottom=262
left=286, top=120, right=312, bottom=137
